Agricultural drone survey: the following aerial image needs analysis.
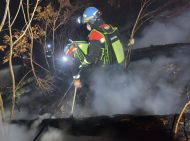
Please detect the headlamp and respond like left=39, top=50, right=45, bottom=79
left=63, top=56, right=67, bottom=61
left=77, top=17, right=81, bottom=24
left=47, top=44, right=51, bottom=48
left=88, top=11, right=102, bottom=24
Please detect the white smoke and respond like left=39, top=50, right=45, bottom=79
left=0, top=93, right=56, bottom=141
left=91, top=55, right=190, bottom=116
left=40, top=127, right=64, bottom=141
left=133, top=8, right=190, bottom=48
left=0, top=65, right=22, bottom=86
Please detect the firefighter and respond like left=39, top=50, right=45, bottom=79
left=64, top=41, right=91, bottom=89
left=79, top=7, right=134, bottom=68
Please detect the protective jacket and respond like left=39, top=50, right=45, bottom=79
left=65, top=41, right=89, bottom=79
left=86, top=19, right=128, bottom=67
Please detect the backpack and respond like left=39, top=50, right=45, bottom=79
left=92, top=25, right=125, bottom=65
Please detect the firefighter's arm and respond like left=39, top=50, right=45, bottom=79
left=85, top=40, right=102, bottom=63
left=68, top=57, right=81, bottom=88
left=85, top=30, right=103, bottom=63
left=68, top=55, right=80, bottom=79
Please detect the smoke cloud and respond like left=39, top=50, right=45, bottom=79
left=0, top=65, right=23, bottom=87
left=89, top=7, right=190, bottom=116
left=91, top=54, right=190, bottom=116
left=133, top=8, right=190, bottom=48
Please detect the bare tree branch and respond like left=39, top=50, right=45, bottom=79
left=0, top=0, right=10, bottom=32
left=0, top=93, right=5, bottom=125
left=15, top=70, right=32, bottom=95
left=8, top=7, right=16, bottom=123
left=32, top=60, right=50, bottom=72
left=11, top=0, right=23, bottom=26
left=13, top=0, right=39, bottom=46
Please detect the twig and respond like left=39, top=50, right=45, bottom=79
left=47, top=81, right=63, bottom=94
left=11, top=0, right=23, bottom=26
left=13, top=0, right=39, bottom=46
left=15, top=101, right=20, bottom=112
left=0, top=93, right=5, bottom=125
left=0, top=0, right=10, bottom=32
left=174, top=101, right=190, bottom=140
left=125, top=0, right=162, bottom=68
left=32, top=60, right=49, bottom=72
left=21, top=3, right=28, bottom=25
left=15, top=70, right=32, bottom=94
left=26, top=0, right=50, bottom=102
left=125, top=0, right=147, bottom=67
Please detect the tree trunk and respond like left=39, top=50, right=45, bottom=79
left=8, top=7, right=16, bottom=123
left=0, top=93, right=5, bottom=125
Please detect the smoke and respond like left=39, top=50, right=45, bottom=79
left=88, top=8, right=190, bottom=116
left=0, top=65, right=22, bottom=86
left=40, top=127, right=64, bottom=141
left=0, top=89, right=58, bottom=141
left=90, top=54, right=190, bottom=116
left=0, top=108, right=37, bottom=141
left=133, top=8, right=190, bottom=48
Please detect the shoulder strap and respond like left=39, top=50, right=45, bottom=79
left=101, top=27, right=117, bottom=64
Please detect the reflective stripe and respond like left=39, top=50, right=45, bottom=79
left=73, top=74, right=80, bottom=79
left=68, top=46, right=76, bottom=55
left=83, top=16, right=94, bottom=23
left=84, top=58, right=90, bottom=64
left=100, top=38, right=105, bottom=43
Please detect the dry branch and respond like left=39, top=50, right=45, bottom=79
left=13, top=0, right=39, bottom=46
left=15, top=70, right=32, bottom=95
left=0, top=93, right=5, bottom=125
left=8, top=7, right=16, bottom=123
left=0, top=0, right=10, bottom=32
left=32, top=60, right=49, bottom=72
left=125, top=0, right=167, bottom=67
left=174, top=101, right=190, bottom=140
left=26, top=1, right=51, bottom=102
left=11, top=0, right=23, bottom=27
left=125, top=0, right=148, bottom=67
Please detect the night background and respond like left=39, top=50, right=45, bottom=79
left=0, top=0, right=190, bottom=141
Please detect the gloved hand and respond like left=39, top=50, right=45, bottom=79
left=128, top=38, right=135, bottom=46
left=79, top=59, right=90, bottom=68
left=74, top=79, right=81, bottom=88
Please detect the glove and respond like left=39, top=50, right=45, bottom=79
left=79, top=59, right=90, bottom=68
left=128, top=38, right=135, bottom=46
left=74, top=80, right=81, bottom=88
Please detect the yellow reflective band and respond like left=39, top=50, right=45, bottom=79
left=83, top=16, right=94, bottom=23
left=100, top=38, right=105, bottom=43
left=84, top=58, right=90, bottom=64
left=73, top=74, right=80, bottom=79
